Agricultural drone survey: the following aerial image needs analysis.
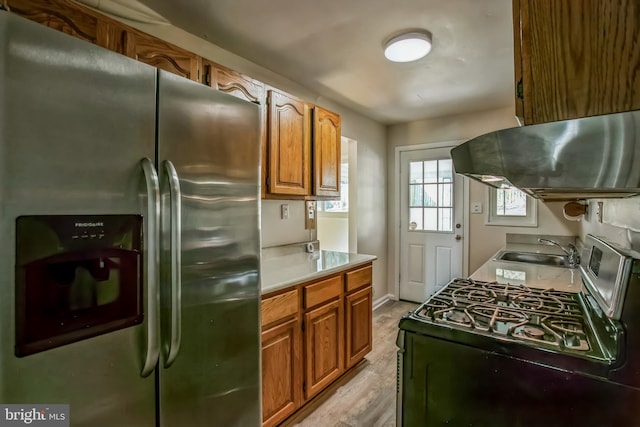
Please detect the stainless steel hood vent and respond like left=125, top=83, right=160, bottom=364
left=450, top=110, right=640, bottom=200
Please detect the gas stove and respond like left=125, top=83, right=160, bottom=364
left=409, top=279, right=592, bottom=354
left=397, top=235, right=640, bottom=426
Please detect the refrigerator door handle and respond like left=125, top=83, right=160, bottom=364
left=140, top=158, right=160, bottom=377
left=163, top=160, right=182, bottom=368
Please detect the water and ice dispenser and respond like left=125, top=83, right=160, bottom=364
left=15, top=215, right=143, bottom=356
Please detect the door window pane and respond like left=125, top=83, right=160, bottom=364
left=410, top=161, right=423, bottom=184
left=423, top=160, right=438, bottom=183
left=440, top=183, right=452, bottom=207
left=424, top=208, right=438, bottom=231
left=439, top=208, right=453, bottom=231
left=439, top=160, right=453, bottom=183
left=410, top=184, right=423, bottom=206
left=423, top=184, right=438, bottom=207
left=409, top=208, right=423, bottom=230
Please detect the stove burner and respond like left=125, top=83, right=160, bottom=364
left=522, top=326, right=545, bottom=339
left=452, top=285, right=496, bottom=303
left=445, top=310, right=470, bottom=324
left=549, top=320, right=584, bottom=335
left=469, top=306, right=528, bottom=324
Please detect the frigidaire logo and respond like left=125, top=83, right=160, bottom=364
left=0, top=405, right=69, bottom=427
left=74, top=222, right=104, bottom=228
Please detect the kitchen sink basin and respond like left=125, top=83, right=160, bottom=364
left=494, top=251, right=570, bottom=268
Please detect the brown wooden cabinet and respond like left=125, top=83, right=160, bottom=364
left=123, top=28, right=201, bottom=82
left=204, top=60, right=265, bottom=104
left=313, top=107, right=341, bottom=198
left=266, top=89, right=311, bottom=197
left=344, top=265, right=373, bottom=369
left=303, top=298, right=344, bottom=400
left=203, top=60, right=269, bottom=198
left=262, top=318, right=302, bottom=427
left=260, top=262, right=373, bottom=425
left=261, top=289, right=302, bottom=427
left=6, top=0, right=126, bottom=53
left=513, top=0, right=640, bottom=124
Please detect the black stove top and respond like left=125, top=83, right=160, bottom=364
left=406, top=278, right=598, bottom=356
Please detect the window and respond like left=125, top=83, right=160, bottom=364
left=408, top=159, right=453, bottom=232
left=487, top=187, right=537, bottom=227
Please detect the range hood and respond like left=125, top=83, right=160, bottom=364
left=450, top=109, right=640, bottom=201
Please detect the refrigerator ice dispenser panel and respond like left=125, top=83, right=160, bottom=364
left=15, top=215, right=143, bottom=356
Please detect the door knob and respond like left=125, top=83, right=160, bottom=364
left=455, top=235, right=462, bottom=241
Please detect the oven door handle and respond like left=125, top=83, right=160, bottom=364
left=163, top=160, right=182, bottom=368
left=140, top=158, right=160, bottom=377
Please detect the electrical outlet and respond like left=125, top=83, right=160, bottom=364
left=281, top=204, right=289, bottom=220
left=305, top=201, right=316, bottom=229
left=596, top=201, right=603, bottom=223
left=471, top=203, right=483, bottom=214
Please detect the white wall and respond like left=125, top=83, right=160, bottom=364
left=109, top=16, right=388, bottom=298
left=386, top=106, right=580, bottom=296
left=580, top=197, right=640, bottom=250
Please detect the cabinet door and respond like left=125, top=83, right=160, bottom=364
left=123, top=28, right=201, bottom=81
left=313, top=107, right=341, bottom=198
left=514, top=0, right=640, bottom=124
left=262, top=317, right=302, bottom=427
left=345, top=287, right=372, bottom=369
left=6, top=0, right=125, bottom=52
left=204, top=60, right=265, bottom=104
left=304, top=299, right=344, bottom=400
left=267, top=89, right=311, bottom=196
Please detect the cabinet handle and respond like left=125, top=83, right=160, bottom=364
left=516, top=78, right=524, bottom=100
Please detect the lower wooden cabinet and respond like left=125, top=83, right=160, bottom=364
left=261, top=262, right=373, bottom=426
left=304, top=298, right=344, bottom=399
left=345, top=286, right=373, bottom=369
left=261, top=317, right=302, bottom=427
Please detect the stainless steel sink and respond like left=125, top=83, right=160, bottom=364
left=494, top=251, right=570, bottom=268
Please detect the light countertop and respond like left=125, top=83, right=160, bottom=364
left=261, top=250, right=377, bottom=295
left=469, top=243, right=583, bottom=293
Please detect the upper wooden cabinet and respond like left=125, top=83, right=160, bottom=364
left=123, top=28, right=201, bottom=82
left=203, top=60, right=266, bottom=104
left=265, top=90, right=342, bottom=199
left=6, top=0, right=126, bottom=53
left=266, top=89, right=312, bottom=196
left=313, top=107, right=341, bottom=198
left=513, top=0, right=640, bottom=124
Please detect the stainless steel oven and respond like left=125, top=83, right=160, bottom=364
left=396, top=234, right=640, bottom=426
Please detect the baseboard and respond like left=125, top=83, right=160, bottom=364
left=372, top=294, right=396, bottom=311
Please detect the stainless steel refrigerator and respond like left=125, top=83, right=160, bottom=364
left=0, top=10, right=261, bottom=427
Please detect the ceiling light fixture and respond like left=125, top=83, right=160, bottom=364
left=384, top=30, right=432, bottom=63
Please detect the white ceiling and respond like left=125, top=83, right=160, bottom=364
left=136, top=0, right=515, bottom=124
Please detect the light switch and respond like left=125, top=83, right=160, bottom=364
left=471, top=202, right=483, bottom=214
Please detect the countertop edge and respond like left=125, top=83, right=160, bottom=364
left=261, top=252, right=377, bottom=296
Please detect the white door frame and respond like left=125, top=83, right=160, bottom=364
left=393, top=141, right=470, bottom=300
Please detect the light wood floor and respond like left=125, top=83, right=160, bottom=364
left=289, top=299, right=418, bottom=427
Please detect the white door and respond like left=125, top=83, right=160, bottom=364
left=400, top=148, right=463, bottom=302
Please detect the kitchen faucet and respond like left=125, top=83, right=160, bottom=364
left=538, top=238, right=580, bottom=268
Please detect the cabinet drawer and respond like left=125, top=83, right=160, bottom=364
left=304, top=275, right=342, bottom=309
left=261, top=289, right=298, bottom=328
left=345, top=265, right=372, bottom=293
